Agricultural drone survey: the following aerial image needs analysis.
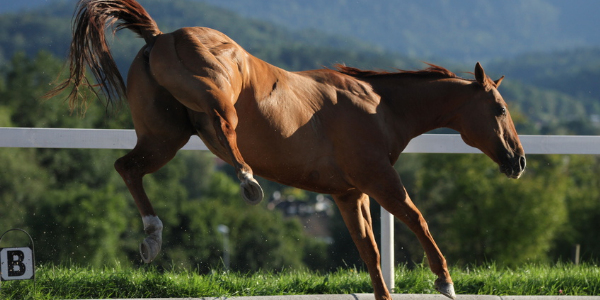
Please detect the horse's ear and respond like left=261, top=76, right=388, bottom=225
left=494, top=75, right=505, bottom=88
left=474, top=62, right=487, bottom=87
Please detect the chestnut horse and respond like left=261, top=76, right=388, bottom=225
left=49, top=0, right=526, bottom=299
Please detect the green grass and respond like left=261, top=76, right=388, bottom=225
left=2, top=263, right=599, bottom=299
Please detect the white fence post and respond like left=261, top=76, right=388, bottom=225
left=381, top=207, right=394, bottom=290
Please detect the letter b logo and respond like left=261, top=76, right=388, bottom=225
left=1, top=247, right=34, bottom=281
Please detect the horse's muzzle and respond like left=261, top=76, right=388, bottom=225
left=500, top=154, right=526, bottom=179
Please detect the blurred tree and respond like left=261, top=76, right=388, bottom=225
left=152, top=166, right=321, bottom=272
left=551, top=155, right=600, bottom=262
left=0, top=109, right=49, bottom=246
left=394, top=153, right=569, bottom=267
left=28, top=183, right=129, bottom=267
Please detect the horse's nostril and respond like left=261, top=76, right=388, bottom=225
left=519, top=156, right=526, bottom=170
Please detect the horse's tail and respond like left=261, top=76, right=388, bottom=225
left=46, top=0, right=161, bottom=113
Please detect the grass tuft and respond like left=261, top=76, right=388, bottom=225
left=1, top=263, right=599, bottom=299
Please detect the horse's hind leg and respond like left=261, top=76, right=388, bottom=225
left=149, top=32, right=263, bottom=205
left=115, top=49, right=193, bottom=263
left=115, top=133, right=191, bottom=263
left=333, top=191, right=391, bottom=300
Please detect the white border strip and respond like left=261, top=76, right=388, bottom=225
left=1, top=127, right=600, bottom=154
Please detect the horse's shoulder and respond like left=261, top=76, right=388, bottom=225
left=294, top=69, right=380, bottom=113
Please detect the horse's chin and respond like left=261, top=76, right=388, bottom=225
left=497, top=153, right=526, bottom=179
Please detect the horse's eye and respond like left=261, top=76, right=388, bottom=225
left=498, top=106, right=506, bottom=117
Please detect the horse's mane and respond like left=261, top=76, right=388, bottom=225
left=335, top=63, right=459, bottom=80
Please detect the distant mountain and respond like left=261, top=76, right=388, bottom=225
left=0, top=0, right=600, bottom=63
left=489, top=48, right=600, bottom=120
left=195, top=0, right=600, bottom=63
left=0, top=0, right=417, bottom=72
left=0, top=0, right=54, bottom=13
left=3, top=0, right=599, bottom=63
left=1, top=0, right=598, bottom=135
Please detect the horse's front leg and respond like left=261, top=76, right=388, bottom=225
left=333, top=191, right=391, bottom=300
left=392, top=189, right=455, bottom=298
left=362, top=166, right=455, bottom=299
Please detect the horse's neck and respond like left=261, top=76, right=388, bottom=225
left=374, top=77, right=472, bottom=138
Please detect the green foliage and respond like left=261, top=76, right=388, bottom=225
left=0, top=51, right=132, bottom=128
left=395, top=153, right=569, bottom=267
left=154, top=162, right=318, bottom=272
left=29, top=183, right=129, bottom=266
left=149, top=167, right=279, bottom=271
left=500, top=81, right=590, bottom=134
left=0, top=147, right=48, bottom=246
left=551, top=155, right=600, bottom=261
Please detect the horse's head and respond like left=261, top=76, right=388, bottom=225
left=456, top=62, right=525, bottom=179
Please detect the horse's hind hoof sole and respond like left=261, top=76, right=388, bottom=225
left=139, top=237, right=161, bottom=264
left=241, top=178, right=264, bottom=205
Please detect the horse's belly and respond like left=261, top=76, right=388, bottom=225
left=236, top=125, right=351, bottom=194
left=249, top=155, right=351, bottom=194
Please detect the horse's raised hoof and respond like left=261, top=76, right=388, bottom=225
left=435, top=278, right=456, bottom=299
left=139, top=236, right=161, bottom=263
left=240, top=177, right=264, bottom=205
left=140, top=215, right=163, bottom=263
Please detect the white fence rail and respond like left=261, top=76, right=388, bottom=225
left=3, top=127, right=600, bottom=154
left=2, top=127, right=600, bottom=289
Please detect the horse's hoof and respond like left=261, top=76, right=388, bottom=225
left=140, top=236, right=161, bottom=263
left=240, top=177, right=264, bottom=205
left=435, top=279, right=456, bottom=299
